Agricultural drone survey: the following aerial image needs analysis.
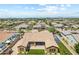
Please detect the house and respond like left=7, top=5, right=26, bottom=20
left=33, top=22, right=50, bottom=29
left=54, top=24, right=64, bottom=28
left=71, top=31, right=79, bottom=42
left=61, top=31, right=78, bottom=48
left=14, top=23, right=29, bottom=30
left=18, top=30, right=58, bottom=54
left=0, top=31, right=21, bottom=54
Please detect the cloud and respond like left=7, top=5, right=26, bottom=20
left=24, top=6, right=35, bottom=10
left=0, top=9, right=8, bottom=12
left=0, top=4, right=72, bottom=18
left=0, top=9, right=60, bottom=18
left=37, top=5, right=67, bottom=12
left=24, top=7, right=29, bottom=9
left=37, top=5, right=58, bottom=12
left=60, top=7, right=66, bottom=10
left=36, top=8, right=43, bottom=11
left=61, top=4, right=65, bottom=7
left=15, top=5, right=23, bottom=9
left=66, top=4, right=71, bottom=7
left=47, top=11, right=59, bottom=14
left=31, top=7, right=35, bottom=9
left=46, top=6, right=58, bottom=11
left=61, top=4, right=71, bottom=7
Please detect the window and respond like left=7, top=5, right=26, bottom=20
left=49, top=49, right=56, bottom=53
left=18, top=46, right=25, bottom=51
left=20, top=47, right=24, bottom=51
left=36, top=42, right=45, bottom=45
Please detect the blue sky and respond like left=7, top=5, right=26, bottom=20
left=0, top=4, right=79, bottom=18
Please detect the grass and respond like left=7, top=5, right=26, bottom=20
left=18, top=51, right=26, bottom=55
left=27, top=49, right=45, bottom=55
left=58, top=42, right=72, bottom=55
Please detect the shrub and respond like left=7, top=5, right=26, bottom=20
left=74, top=43, right=79, bottom=54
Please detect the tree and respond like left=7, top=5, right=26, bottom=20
left=27, top=24, right=33, bottom=30
left=74, top=43, right=79, bottom=54
left=18, top=28, right=24, bottom=35
left=48, top=27, right=56, bottom=32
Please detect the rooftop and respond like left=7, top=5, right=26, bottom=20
left=0, top=31, right=14, bottom=42
left=62, top=31, right=71, bottom=35
left=14, top=23, right=28, bottom=29
left=21, top=30, right=58, bottom=48
left=0, top=31, right=15, bottom=42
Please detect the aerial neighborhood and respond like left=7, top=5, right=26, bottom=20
left=0, top=18, right=79, bottom=55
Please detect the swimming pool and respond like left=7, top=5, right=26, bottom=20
left=54, top=34, right=61, bottom=43
left=0, top=43, right=6, bottom=52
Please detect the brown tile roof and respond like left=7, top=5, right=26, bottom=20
left=21, top=30, right=58, bottom=48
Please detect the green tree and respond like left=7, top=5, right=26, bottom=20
left=74, top=43, right=79, bottom=54
left=48, top=27, right=56, bottom=32
left=27, top=24, right=33, bottom=30
left=18, top=28, right=24, bottom=35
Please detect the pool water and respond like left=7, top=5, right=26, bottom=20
left=54, top=34, right=61, bottom=43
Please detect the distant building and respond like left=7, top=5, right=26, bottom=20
left=14, top=23, right=29, bottom=30
left=54, top=24, right=64, bottom=28
left=61, top=31, right=78, bottom=47
left=33, top=22, right=50, bottom=29
left=71, top=24, right=79, bottom=29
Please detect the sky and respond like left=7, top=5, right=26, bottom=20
left=0, top=4, right=79, bottom=18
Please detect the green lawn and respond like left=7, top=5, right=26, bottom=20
left=27, top=49, right=45, bottom=55
left=58, top=42, right=72, bottom=55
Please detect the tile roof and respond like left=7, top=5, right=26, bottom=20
left=21, top=30, right=58, bottom=48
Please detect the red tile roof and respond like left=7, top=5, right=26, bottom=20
left=0, top=31, right=13, bottom=42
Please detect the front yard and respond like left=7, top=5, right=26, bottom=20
left=27, top=49, right=45, bottom=55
